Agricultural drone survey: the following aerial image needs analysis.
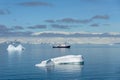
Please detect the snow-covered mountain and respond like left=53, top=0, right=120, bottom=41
left=31, top=31, right=120, bottom=37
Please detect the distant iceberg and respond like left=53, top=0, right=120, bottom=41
left=7, top=44, right=25, bottom=52
left=35, top=55, right=84, bottom=67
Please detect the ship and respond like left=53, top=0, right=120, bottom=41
left=52, top=44, right=70, bottom=48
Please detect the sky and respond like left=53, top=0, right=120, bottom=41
left=0, top=0, right=120, bottom=37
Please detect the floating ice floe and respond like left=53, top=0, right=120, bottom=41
left=7, top=44, right=25, bottom=52
left=35, top=55, right=84, bottom=67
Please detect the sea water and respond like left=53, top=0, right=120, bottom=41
left=0, top=43, right=120, bottom=80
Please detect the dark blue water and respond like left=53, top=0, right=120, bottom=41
left=0, top=43, right=120, bottom=80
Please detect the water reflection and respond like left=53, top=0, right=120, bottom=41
left=7, top=47, right=24, bottom=65
left=37, top=64, right=83, bottom=73
left=46, top=65, right=55, bottom=72
left=59, top=48, right=67, bottom=53
left=54, top=64, right=83, bottom=73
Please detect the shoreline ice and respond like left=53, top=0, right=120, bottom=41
left=0, top=37, right=120, bottom=44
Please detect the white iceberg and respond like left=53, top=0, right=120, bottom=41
left=7, top=44, right=25, bottom=52
left=35, top=55, right=84, bottom=67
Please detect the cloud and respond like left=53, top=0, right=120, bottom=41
left=90, top=23, right=99, bottom=27
left=51, top=24, right=70, bottom=29
left=7, top=31, right=32, bottom=37
left=45, top=18, right=91, bottom=24
left=57, top=18, right=80, bottom=23
left=0, top=9, right=10, bottom=15
left=28, top=25, right=47, bottom=29
left=92, top=15, right=109, bottom=20
left=57, top=18, right=91, bottom=24
left=0, top=24, right=12, bottom=33
left=0, top=24, right=32, bottom=37
left=0, top=30, right=32, bottom=37
left=45, top=20, right=55, bottom=23
left=18, top=1, right=53, bottom=7
left=13, top=26, right=24, bottom=30
left=103, top=24, right=110, bottom=26
left=0, top=24, right=13, bottom=36
left=81, top=0, right=99, bottom=2
left=79, top=19, right=91, bottom=24
left=45, top=15, right=109, bottom=24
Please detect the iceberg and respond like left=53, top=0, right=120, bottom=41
left=35, top=55, right=84, bottom=67
left=7, top=44, right=25, bottom=52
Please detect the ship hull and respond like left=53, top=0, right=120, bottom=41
left=53, top=45, right=70, bottom=48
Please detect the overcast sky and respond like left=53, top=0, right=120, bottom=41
left=0, top=0, right=120, bottom=36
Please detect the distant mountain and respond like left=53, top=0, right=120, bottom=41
left=31, top=32, right=120, bottom=37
